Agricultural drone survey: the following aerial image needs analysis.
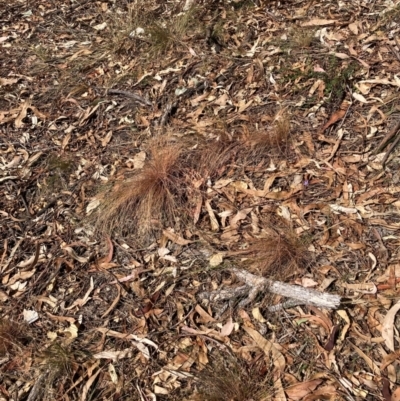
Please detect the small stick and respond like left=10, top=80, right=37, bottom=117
left=374, top=119, right=400, bottom=155
left=388, top=42, right=400, bottom=62
left=159, top=102, right=177, bottom=127
left=381, top=127, right=400, bottom=167
left=107, top=89, right=152, bottom=107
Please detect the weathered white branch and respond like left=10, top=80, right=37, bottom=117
left=198, top=268, right=341, bottom=311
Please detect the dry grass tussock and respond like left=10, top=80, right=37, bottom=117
left=0, top=318, right=30, bottom=356
left=96, top=135, right=265, bottom=237
left=194, top=136, right=242, bottom=179
left=246, top=113, right=292, bottom=158
left=40, top=342, right=87, bottom=377
left=147, top=6, right=200, bottom=55
left=97, top=139, right=190, bottom=238
left=28, top=343, right=93, bottom=400
left=230, top=220, right=311, bottom=280
left=95, top=132, right=288, bottom=242
left=193, top=350, right=274, bottom=401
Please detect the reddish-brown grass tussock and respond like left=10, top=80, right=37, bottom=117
left=193, top=350, right=274, bottom=401
left=192, top=135, right=241, bottom=180
left=246, top=114, right=292, bottom=158
left=96, top=135, right=246, bottom=240
left=97, top=140, right=190, bottom=239
left=229, top=223, right=311, bottom=280
left=0, top=319, right=30, bottom=356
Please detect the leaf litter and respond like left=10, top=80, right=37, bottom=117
left=1, top=0, right=400, bottom=399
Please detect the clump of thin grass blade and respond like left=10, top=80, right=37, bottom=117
left=195, top=136, right=241, bottom=179
left=96, top=139, right=191, bottom=239
left=36, top=342, right=91, bottom=400
left=144, top=5, right=201, bottom=55
left=247, top=113, right=292, bottom=157
left=0, top=318, right=30, bottom=356
left=230, top=222, right=311, bottom=280
left=41, top=342, right=78, bottom=376
left=148, top=22, right=175, bottom=54
left=192, top=350, right=274, bottom=401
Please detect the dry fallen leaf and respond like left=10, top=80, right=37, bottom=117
left=243, top=326, right=285, bottom=371
left=162, top=229, right=192, bottom=246
left=209, top=253, right=224, bottom=267
left=301, top=18, right=337, bottom=26
left=285, top=379, right=323, bottom=400
left=220, top=317, right=234, bottom=337
left=352, top=92, right=368, bottom=103
left=382, top=300, right=400, bottom=352
left=392, top=387, right=400, bottom=401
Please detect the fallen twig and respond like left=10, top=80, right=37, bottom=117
left=374, top=119, right=400, bottom=155
left=198, top=268, right=341, bottom=311
left=381, top=127, right=400, bottom=167
left=106, top=89, right=152, bottom=107
left=158, top=101, right=177, bottom=127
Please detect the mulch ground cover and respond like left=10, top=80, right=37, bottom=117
left=1, top=0, right=400, bottom=400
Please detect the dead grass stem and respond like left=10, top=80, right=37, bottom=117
left=196, top=137, right=241, bottom=179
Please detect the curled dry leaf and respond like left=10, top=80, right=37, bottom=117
left=336, top=310, right=350, bottom=342
left=130, top=150, right=146, bottom=169
left=61, top=243, right=89, bottom=263
left=382, top=300, right=400, bottom=352
left=340, top=282, right=377, bottom=294
left=205, top=200, right=219, bottom=231
left=329, top=204, right=358, bottom=214
left=352, top=92, right=368, bottom=103
left=220, top=317, right=234, bottom=337
left=252, top=307, right=267, bottom=323
left=23, top=309, right=39, bottom=324
left=301, top=18, right=337, bottom=26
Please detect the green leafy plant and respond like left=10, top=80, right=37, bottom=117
left=323, top=58, right=356, bottom=100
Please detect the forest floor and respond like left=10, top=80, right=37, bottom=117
left=1, top=0, right=400, bottom=400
